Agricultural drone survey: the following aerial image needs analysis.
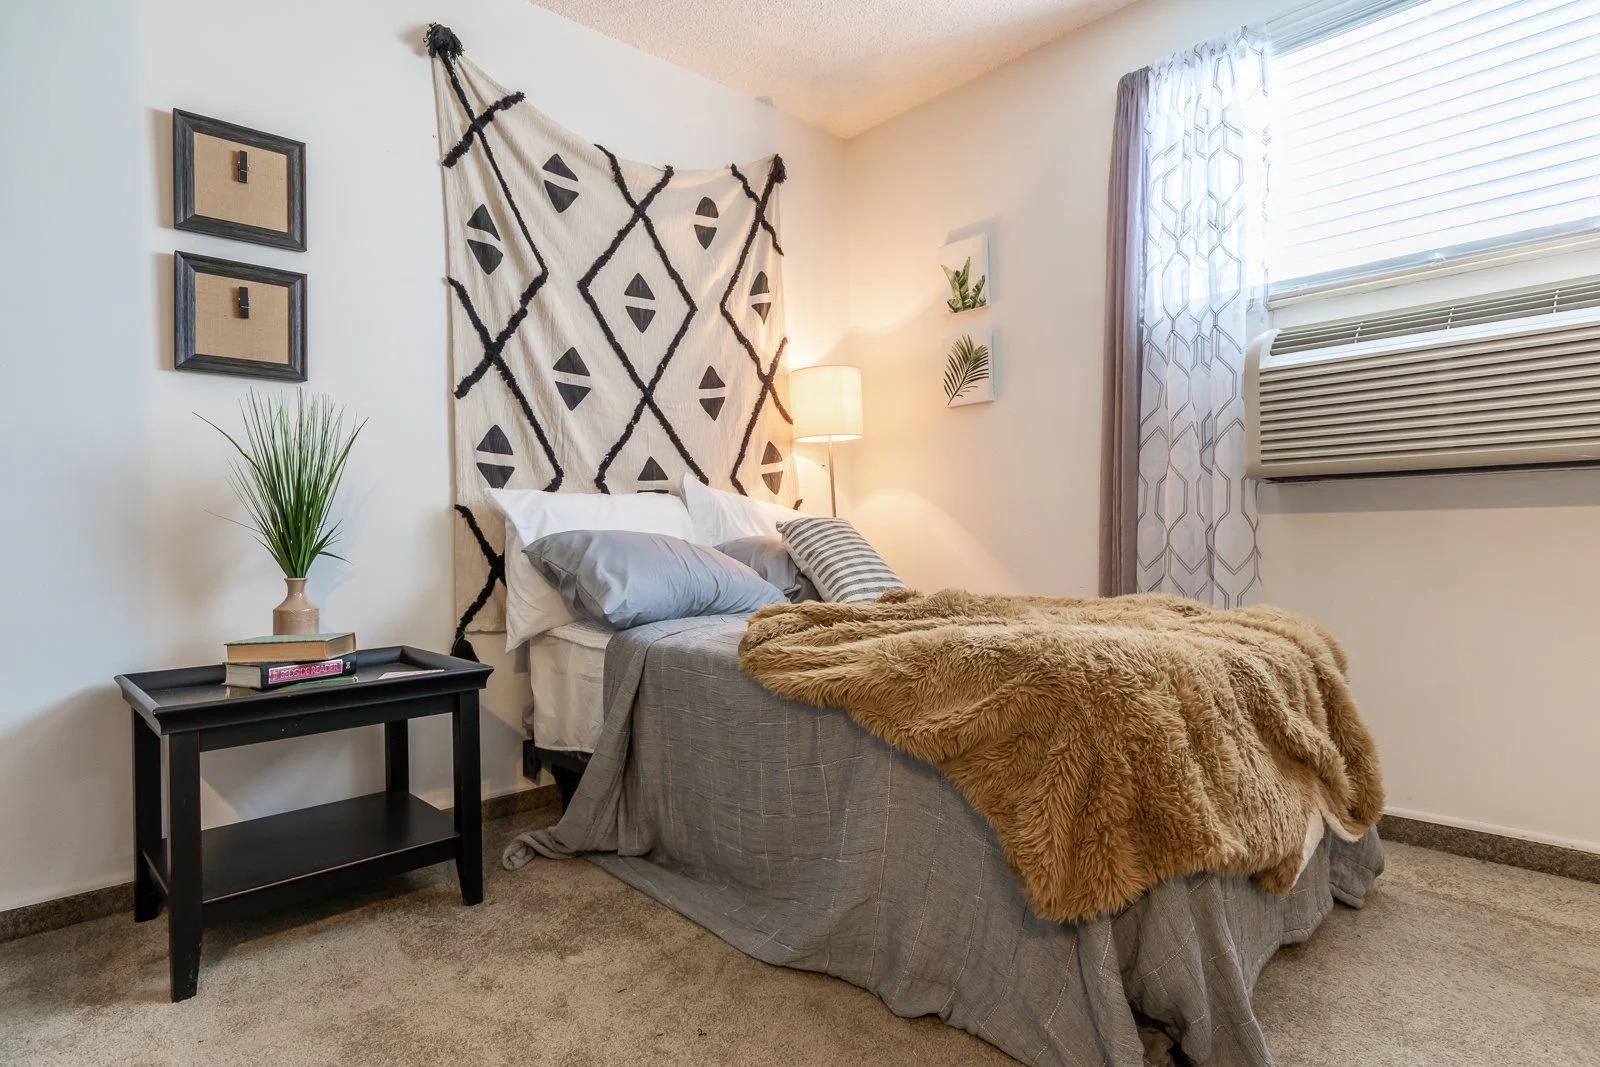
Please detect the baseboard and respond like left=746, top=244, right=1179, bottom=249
left=1379, top=813, right=1600, bottom=885
left=0, top=783, right=560, bottom=946
left=12, top=797, right=1587, bottom=945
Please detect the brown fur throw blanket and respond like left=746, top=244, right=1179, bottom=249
left=738, top=589, right=1383, bottom=923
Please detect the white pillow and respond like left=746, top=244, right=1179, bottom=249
left=485, top=489, right=697, bottom=648
left=680, top=474, right=806, bottom=545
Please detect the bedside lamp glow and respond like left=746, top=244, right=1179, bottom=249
left=790, top=364, right=863, bottom=517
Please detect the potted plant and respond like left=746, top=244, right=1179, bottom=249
left=200, top=391, right=365, bottom=634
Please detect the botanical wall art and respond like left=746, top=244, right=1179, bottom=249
left=943, top=329, right=993, bottom=407
left=938, top=235, right=990, bottom=312
left=939, top=234, right=993, bottom=406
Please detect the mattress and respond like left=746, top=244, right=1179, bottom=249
left=525, top=620, right=612, bottom=753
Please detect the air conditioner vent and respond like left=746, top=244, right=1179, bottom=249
left=1270, top=277, right=1600, bottom=356
left=1245, top=281, right=1600, bottom=480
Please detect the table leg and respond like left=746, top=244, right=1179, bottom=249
left=452, top=692, right=483, bottom=906
left=132, top=710, right=162, bottom=922
left=165, top=733, right=203, bottom=1002
left=384, top=720, right=409, bottom=794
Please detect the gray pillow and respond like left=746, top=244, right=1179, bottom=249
left=525, top=529, right=785, bottom=629
left=715, top=535, right=820, bottom=603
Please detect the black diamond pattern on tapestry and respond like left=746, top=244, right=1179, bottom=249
left=750, top=270, right=773, bottom=323
left=476, top=462, right=514, bottom=489
left=638, top=456, right=668, bottom=482
left=543, top=153, right=580, bottom=213
left=436, top=38, right=565, bottom=641
left=466, top=204, right=500, bottom=238
left=723, top=161, right=790, bottom=494
left=438, top=44, right=555, bottom=495
left=477, top=424, right=512, bottom=455
left=449, top=278, right=561, bottom=492
left=544, top=183, right=577, bottom=213
left=694, top=196, right=719, bottom=249
left=552, top=346, right=591, bottom=410
left=624, top=273, right=657, bottom=333
left=465, top=202, right=504, bottom=274
left=556, top=382, right=589, bottom=410
left=467, top=239, right=502, bottom=275
left=553, top=346, right=588, bottom=374
left=761, top=441, right=784, bottom=494
left=580, top=148, right=705, bottom=494
left=544, top=153, right=577, bottom=179
left=699, top=364, right=728, bottom=420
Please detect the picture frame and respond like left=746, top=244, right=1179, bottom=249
left=173, top=109, right=306, bottom=251
left=938, top=235, right=990, bottom=314
left=942, top=326, right=994, bottom=408
left=174, top=251, right=307, bottom=381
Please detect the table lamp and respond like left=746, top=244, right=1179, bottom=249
left=790, top=364, right=863, bottom=517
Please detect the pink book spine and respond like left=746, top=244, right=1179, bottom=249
left=265, top=658, right=347, bottom=686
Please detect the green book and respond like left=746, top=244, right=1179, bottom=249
left=225, top=632, right=356, bottom=665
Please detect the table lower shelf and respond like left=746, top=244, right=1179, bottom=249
left=143, top=791, right=459, bottom=924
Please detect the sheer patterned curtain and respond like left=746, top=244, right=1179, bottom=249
left=1134, top=28, right=1268, bottom=607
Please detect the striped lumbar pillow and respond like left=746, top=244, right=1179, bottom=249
left=776, top=517, right=905, bottom=603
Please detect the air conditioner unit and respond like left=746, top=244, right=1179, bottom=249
left=1245, top=277, right=1600, bottom=480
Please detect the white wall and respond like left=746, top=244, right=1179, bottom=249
left=841, top=0, right=1600, bottom=852
left=0, top=0, right=846, bottom=912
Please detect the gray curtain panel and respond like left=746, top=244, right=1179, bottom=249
left=1099, top=69, right=1148, bottom=598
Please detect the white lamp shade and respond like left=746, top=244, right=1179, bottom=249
left=790, top=365, right=863, bottom=443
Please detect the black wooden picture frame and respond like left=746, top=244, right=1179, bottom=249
left=174, top=251, right=307, bottom=381
left=173, top=110, right=306, bottom=251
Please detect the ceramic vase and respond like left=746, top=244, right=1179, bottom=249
left=272, top=577, right=320, bottom=635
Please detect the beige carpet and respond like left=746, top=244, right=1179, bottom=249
left=3, top=814, right=1597, bottom=1066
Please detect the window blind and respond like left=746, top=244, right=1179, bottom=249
left=1268, top=0, right=1600, bottom=293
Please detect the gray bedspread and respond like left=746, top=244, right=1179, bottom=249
left=504, top=616, right=1384, bottom=1066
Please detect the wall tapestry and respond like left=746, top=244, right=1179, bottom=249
left=426, top=26, right=795, bottom=648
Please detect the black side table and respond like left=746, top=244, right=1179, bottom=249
left=114, top=646, right=492, bottom=1002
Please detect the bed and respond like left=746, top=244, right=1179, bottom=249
left=506, top=615, right=1385, bottom=1067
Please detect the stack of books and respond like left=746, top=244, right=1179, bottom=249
left=224, top=632, right=358, bottom=692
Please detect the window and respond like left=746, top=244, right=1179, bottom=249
left=1267, top=0, right=1600, bottom=296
